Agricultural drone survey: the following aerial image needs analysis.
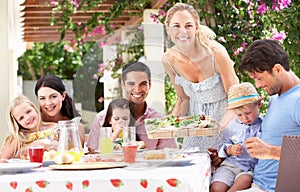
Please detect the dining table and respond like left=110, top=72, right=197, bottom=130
left=0, top=152, right=211, bottom=192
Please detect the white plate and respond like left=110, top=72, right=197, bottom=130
left=5, top=158, right=29, bottom=163
left=138, top=156, right=195, bottom=167
left=0, top=162, right=41, bottom=173
left=5, top=159, right=55, bottom=167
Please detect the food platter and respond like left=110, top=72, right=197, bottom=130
left=145, top=115, right=219, bottom=139
left=49, top=162, right=127, bottom=170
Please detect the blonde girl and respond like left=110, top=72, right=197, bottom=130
left=0, top=95, right=57, bottom=161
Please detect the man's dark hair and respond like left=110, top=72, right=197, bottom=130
left=121, top=61, right=151, bottom=82
left=239, top=39, right=290, bottom=75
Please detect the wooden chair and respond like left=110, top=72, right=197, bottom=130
left=276, top=135, right=300, bottom=192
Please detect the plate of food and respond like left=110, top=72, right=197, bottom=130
left=0, top=162, right=41, bottom=173
left=145, top=115, right=219, bottom=139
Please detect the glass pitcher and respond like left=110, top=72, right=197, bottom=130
left=57, top=117, right=83, bottom=161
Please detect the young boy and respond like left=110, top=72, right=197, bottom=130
left=210, top=82, right=263, bottom=192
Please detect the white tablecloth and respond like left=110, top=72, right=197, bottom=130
left=0, top=153, right=211, bottom=192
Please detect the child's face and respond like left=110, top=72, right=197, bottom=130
left=12, top=103, right=39, bottom=130
left=110, top=107, right=131, bottom=129
left=233, top=104, right=260, bottom=125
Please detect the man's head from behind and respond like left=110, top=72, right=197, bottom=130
left=121, top=61, right=152, bottom=105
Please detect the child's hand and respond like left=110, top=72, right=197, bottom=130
left=227, top=144, right=243, bottom=156
left=113, top=123, right=123, bottom=132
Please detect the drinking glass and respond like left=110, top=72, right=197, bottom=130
left=99, top=127, right=113, bottom=155
left=122, top=126, right=137, bottom=163
left=29, top=146, right=44, bottom=163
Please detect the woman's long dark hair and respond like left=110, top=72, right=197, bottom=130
left=34, top=75, right=80, bottom=120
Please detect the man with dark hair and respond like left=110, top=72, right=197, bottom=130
left=87, top=61, right=177, bottom=153
left=236, top=39, right=300, bottom=192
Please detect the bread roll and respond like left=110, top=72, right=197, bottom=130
left=144, top=152, right=167, bottom=160
left=54, top=153, right=74, bottom=164
left=137, top=141, right=146, bottom=149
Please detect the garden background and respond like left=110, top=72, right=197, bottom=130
left=18, top=0, right=299, bottom=116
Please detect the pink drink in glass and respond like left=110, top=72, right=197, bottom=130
left=29, top=146, right=44, bottom=163
left=122, top=144, right=137, bottom=163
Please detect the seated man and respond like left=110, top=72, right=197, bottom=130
left=211, top=39, right=300, bottom=192
left=87, top=61, right=178, bottom=153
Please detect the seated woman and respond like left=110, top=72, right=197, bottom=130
left=34, top=75, right=85, bottom=147
left=0, top=95, right=58, bottom=161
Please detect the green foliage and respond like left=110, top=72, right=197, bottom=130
left=50, top=0, right=152, bottom=43
left=156, top=0, right=299, bottom=114
left=18, top=42, right=93, bottom=80
left=18, top=0, right=299, bottom=115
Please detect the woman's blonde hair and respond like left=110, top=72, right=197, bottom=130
left=165, top=3, right=216, bottom=53
left=2, top=95, right=42, bottom=156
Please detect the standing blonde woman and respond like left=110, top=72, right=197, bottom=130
left=0, top=95, right=58, bottom=161
left=162, top=3, right=239, bottom=150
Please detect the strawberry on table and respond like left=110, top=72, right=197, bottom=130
left=156, top=186, right=164, bottom=192
left=9, top=181, right=17, bottom=189
left=66, top=181, right=73, bottom=190
left=25, top=188, right=33, bottom=192
left=35, top=180, right=50, bottom=188
left=166, top=178, right=180, bottom=187
left=140, top=179, right=148, bottom=188
left=82, top=180, right=89, bottom=188
left=110, top=179, right=123, bottom=188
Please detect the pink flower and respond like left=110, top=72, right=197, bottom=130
left=247, top=9, right=252, bottom=17
left=233, top=42, right=248, bottom=56
left=98, top=97, right=104, bottom=103
left=64, top=44, right=74, bottom=53
left=98, top=42, right=107, bottom=48
left=89, top=25, right=107, bottom=37
left=97, top=63, right=108, bottom=74
left=150, top=13, right=160, bottom=23
left=72, top=0, right=79, bottom=8
left=257, top=3, right=268, bottom=15
left=241, top=42, right=248, bottom=48
left=158, top=10, right=166, bottom=17
left=218, top=37, right=226, bottom=42
left=243, top=0, right=251, bottom=3
left=272, top=0, right=292, bottom=12
left=49, top=0, right=57, bottom=5
left=232, top=34, right=237, bottom=39
left=271, top=29, right=286, bottom=41
left=92, top=74, right=99, bottom=80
